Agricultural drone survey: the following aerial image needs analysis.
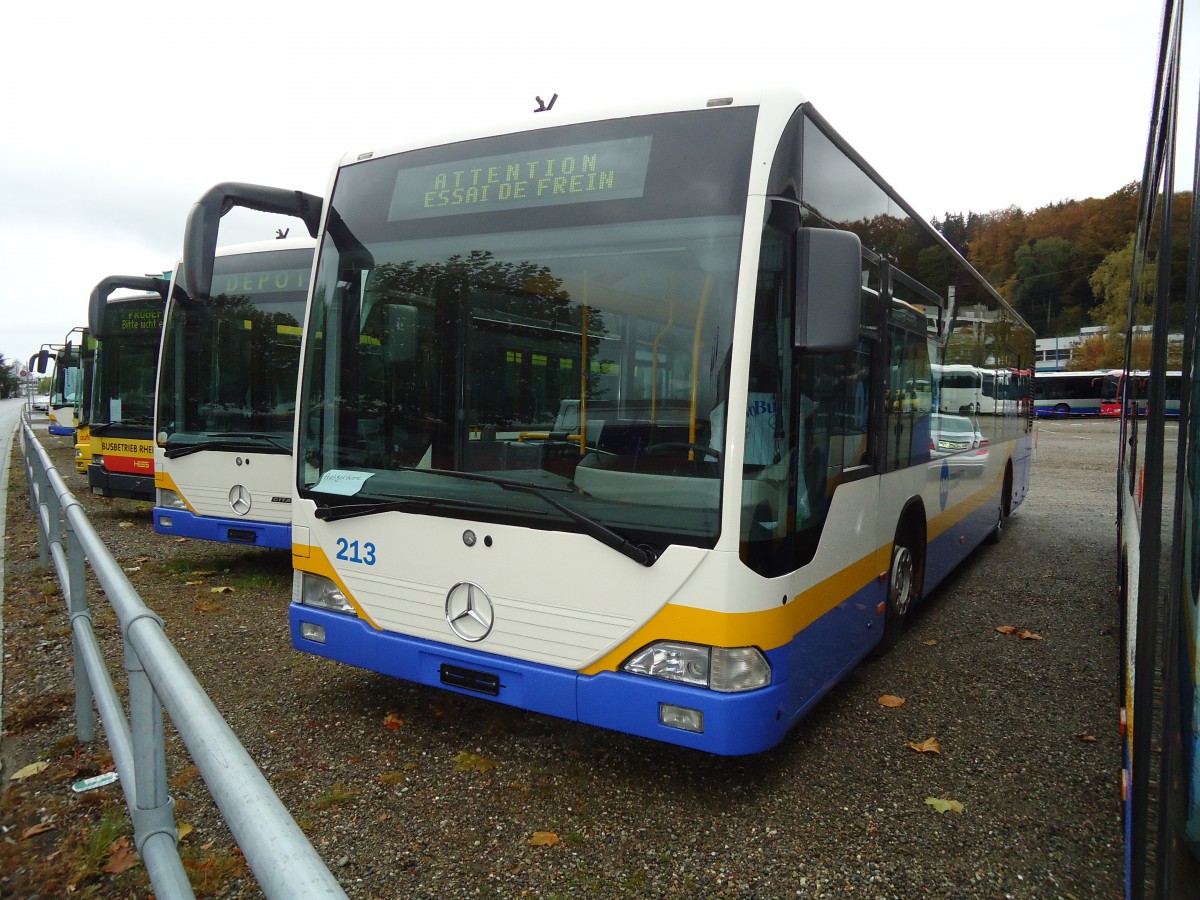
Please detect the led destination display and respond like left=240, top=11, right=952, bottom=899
left=388, top=136, right=653, bottom=221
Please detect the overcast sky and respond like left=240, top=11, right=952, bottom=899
left=0, top=0, right=1190, bottom=369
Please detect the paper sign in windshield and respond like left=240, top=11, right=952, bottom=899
left=313, top=470, right=374, bottom=496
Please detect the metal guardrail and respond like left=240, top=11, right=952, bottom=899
left=18, top=413, right=347, bottom=900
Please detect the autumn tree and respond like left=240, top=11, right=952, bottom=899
left=1008, top=237, right=1091, bottom=335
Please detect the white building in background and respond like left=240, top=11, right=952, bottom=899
left=1036, top=335, right=1081, bottom=371
left=1036, top=326, right=1181, bottom=371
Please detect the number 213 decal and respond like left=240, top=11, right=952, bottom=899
left=335, top=537, right=377, bottom=565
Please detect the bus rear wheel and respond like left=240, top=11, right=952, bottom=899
left=879, top=535, right=922, bottom=652
left=987, top=465, right=1013, bottom=544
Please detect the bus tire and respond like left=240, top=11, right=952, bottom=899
left=1054, top=403, right=1070, bottom=418
left=879, top=516, right=925, bottom=652
left=986, top=464, right=1013, bottom=544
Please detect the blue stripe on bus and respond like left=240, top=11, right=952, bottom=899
left=288, top=573, right=888, bottom=756
left=287, top=457, right=1014, bottom=755
left=153, top=507, right=291, bottom=549
left=1034, top=403, right=1102, bottom=417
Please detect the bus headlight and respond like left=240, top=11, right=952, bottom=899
left=298, top=572, right=355, bottom=614
left=157, top=488, right=187, bottom=510
left=622, top=642, right=770, bottom=692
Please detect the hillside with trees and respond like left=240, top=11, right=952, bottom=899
left=934, top=183, right=1190, bottom=368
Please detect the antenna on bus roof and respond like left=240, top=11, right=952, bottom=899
left=534, top=93, right=557, bottom=113
left=276, top=228, right=290, bottom=239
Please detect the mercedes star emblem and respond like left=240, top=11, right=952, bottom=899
left=228, top=484, right=252, bottom=516
left=444, top=581, right=495, bottom=642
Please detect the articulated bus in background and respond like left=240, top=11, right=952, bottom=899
left=931, top=363, right=1028, bottom=418
left=48, top=330, right=85, bottom=437
left=183, top=88, right=1034, bottom=755
left=1118, top=0, right=1200, bottom=896
left=1032, top=369, right=1108, bottom=417
left=980, top=366, right=1030, bottom=417
left=1101, top=369, right=1183, bottom=417
left=154, top=237, right=316, bottom=548
left=86, top=277, right=169, bottom=500
left=74, top=331, right=98, bottom=473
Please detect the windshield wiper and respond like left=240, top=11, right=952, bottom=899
left=164, top=432, right=291, bottom=459
left=311, top=492, right=498, bottom=522
left=393, top=467, right=656, bottom=567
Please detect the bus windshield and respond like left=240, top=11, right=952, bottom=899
left=298, top=108, right=755, bottom=549
left=91, top=297, right=163, bottom=428
left=157, top=246, right=311, bottom=451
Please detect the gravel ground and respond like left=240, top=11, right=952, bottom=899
left=1, top=417, right=1123, bottom=899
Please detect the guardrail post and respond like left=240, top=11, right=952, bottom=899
left=66, top=519, right=95, bottom=743
left=26, top=439, right=51, bottom=569
left=125, top=630, right=191, bottom=896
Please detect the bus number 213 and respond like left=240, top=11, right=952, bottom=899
left=335, top=538, right=377, bottom=565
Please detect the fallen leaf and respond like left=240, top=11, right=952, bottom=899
left=996, top=625, right=1043, bottom=641
left=925, top=797, right=964, bottom=814
left=452, top=751, right=498, bottom=773
left=923, top=639, right=938, bottom=646
left=383, top=713, right=406, bottom=730
left=1075, top=731, right=1098, bottom=743
left=185, top=580, right=204, bottom=586
left=10, top=761, right=49, bottom=781
left=210, top=586, right=234, bottom=594
left=104, top=838, right=141, bottom=874
left=908, top=737, right=942, bottom=754
left=173, top=537, right=191, bottom=543
left=118, top=521, right=134, bottom=528
left=878, top=694, right=906, bottom=708
left=194, top=602, right=222, bottom=613
left=177, top=822, right=194, bottom=841
left=529, top=831, right=560, bottom=847
left=22, top=822, right=54, bottom=839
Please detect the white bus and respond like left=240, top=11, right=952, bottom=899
left=1032, top=369, right=1108, bottom=417
left=153, top=238, right=316, bottom=549
left=181, top=88, right=1035, bottom=755
left=931, top=363, right=983, bottom=415
left=48, top=330, right=85, bottom=437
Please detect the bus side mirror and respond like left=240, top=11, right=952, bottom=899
left=183, top=182, right=323, bottom=302
left=89, top=276, right=170, bottom=335
left=795, top=228, right=861, bottom=352
left=35, top=350, right=49, bottom=374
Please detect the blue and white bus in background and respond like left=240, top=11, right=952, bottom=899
left=153, top=237, right=316, bottom=549
left=1033, top=369, right=1108, bottom=417
left=47, top=330, right=85, bottom=437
